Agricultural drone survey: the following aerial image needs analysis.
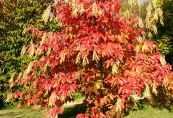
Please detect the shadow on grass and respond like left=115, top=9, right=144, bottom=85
left=0, top=111, right=23, bottom=116
left=59, top=104, right=86, bottom=118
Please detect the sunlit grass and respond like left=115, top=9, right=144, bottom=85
left=1, top=103, right=173, bottom=118
left=124, top=104, right=173, bottom=118
left=0, top=108, right=47, bottom=118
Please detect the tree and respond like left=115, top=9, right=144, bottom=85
left=153, top=0, right=173, bottom=64
left=0, top=0, right=59, bottom=108
left=14, top=0, right=173, bottom=117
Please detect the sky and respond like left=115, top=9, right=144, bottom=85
left=142, top=0, right=149, bottom=2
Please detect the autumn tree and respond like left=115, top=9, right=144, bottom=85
left=13, top=0, right=173, bottom=117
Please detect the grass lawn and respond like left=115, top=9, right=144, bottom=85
left=125, top=105, right=173, bottom=118
left=0, top=108, right=47, bottom=118
left=1, top=104, right=173, bottom=118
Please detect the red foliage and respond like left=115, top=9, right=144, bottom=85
left=14, top=0, right=173, bottom=117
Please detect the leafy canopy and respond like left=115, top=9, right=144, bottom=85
left=153, top=0, right=173, bottom=64
left=13, top=0, right=173, bottom=117
left=0, top=0, right=58, bottom=108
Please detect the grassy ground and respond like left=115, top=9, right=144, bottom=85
left=125, top=105, right=173, bottom=118
left=0, top=103, right=85, bottom=118
left=0, top=93, right=85, bottom=118
left=0, top=108, right=47, bottom=118
left=1, top=105, right=173, bottom=118
left=1, top=94, right=173, bottom=118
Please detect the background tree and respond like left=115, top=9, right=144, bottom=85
left=152, top=0, right=173, bottom=65
left=0, top=0, right=61, bottom=109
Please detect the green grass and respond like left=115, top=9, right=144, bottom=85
left=1, top=104, right=173, bottom=118
left=0, top=104, right=85, bottom=118
left=0, top=93, right=85, bottom=118
left=124, top=105, right=173, bottom=118
left=0, top=108, right=47, bottom=118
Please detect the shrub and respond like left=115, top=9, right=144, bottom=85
left=14, top=0, right=173, bottom=117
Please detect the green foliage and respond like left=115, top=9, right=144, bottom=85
left=158, top=35, right=173, bottom=54
left=0, top=0, right=55, bottom=108
left=153, top=0, right=173, bottom=64
left=73, top=93, right=84, bottom=101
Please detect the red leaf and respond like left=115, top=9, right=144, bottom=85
left=132, top=8, right=136, bottom=14
left=76, top=113, right=89, bottom=118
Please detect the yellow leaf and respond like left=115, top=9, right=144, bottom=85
left=142, top=43, right=148, bottom=52
left=160, top=56, right=166, bottom=65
